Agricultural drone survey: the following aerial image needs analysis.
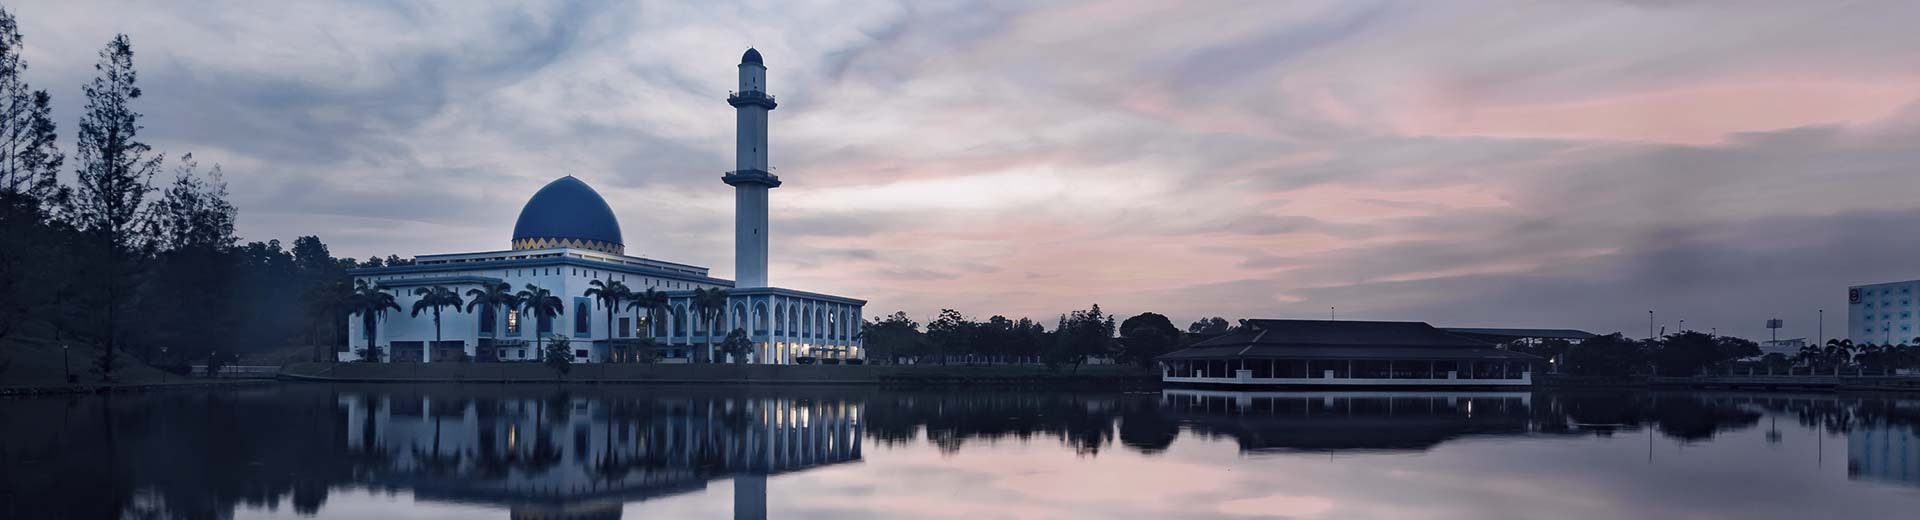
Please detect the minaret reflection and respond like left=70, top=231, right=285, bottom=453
left=339, top=390, right=863, bottom=519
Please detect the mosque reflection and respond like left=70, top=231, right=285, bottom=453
left=338, top=387, right=862, bottom=520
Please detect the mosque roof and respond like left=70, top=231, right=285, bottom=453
left=511, top=176, right=623, bottom=250
left=742, top=47, right=763, bottom=65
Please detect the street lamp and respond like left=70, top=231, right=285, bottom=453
left=62, top=344, right=72, bottom=384
left=161, top=346, right=169, bottom=383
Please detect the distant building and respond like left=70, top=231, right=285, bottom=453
left=1157, top=319, right=1544, bottom=387
left=1441, top=328, right=1597, bottom=346
left=1848, top=280, right=1920, bottom=346
left=1757, top=338, right=1808, bottom=358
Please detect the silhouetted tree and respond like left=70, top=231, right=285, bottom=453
left=409, top=285, right=462, bottom=346
left=1117, top=312, right=1181, bottom=369
left=349, top=280, right=398, bottom=361
left=583, top=279, right=629, bottom=340
left=70, top=34, right=161, bottom=382
left=517, top=284, right=565, bottom=356
left=1187, top=316, right=1230, bottom=334
left=1046, top=304, right=1114, bottom=372
left=625, top=287, right=668, bottom=339
left=719, top=328, right=754, bottom=364
left=1561, top=333, right=1642, bottom=377
left=691, top=287, right=728, bottom=363
left=925, top=309, right=972, bottom=364
left=860, top=311, right=923, bottom=364
left=543, top=336, right=573, bottom=378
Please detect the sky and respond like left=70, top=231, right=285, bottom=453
left=10, top=0, right=1920, bottom=340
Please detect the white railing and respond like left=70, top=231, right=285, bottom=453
left=187, top=365, right=281, bottom=378
left=1164, top=370, right=1532, bottom=386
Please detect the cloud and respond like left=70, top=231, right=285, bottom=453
left=9, top=0, right=1920, bottom=339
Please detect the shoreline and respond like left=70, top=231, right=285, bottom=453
left=278, top=361, right=1163, bottom=388
left=0, top=378, right=277, bottom=397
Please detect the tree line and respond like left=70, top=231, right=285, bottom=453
left=0, top=8, right=415, bottom=381
left=859, top=306, right=1218, bottom=371
left=1508, top=331, right=1920, bottom=377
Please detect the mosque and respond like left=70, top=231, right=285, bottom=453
left=345, top=49, right=866, bottom=364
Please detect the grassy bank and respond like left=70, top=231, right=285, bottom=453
left=282, top=362, right=1160, bottom=387
left=1, top=340, right=176, bottom=386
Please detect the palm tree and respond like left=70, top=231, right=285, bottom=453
left=349, top=280, right=400, bottom=362
left=466, top=282, right=519, bottom=358
left=691, top=287, right=730, bottom=363
left=584, top=279, right=631, bottom=340
left=411, top=285, right=464, bottom=356
left=1823, top=338, right=1855, bottom=372
left=625, top=288, right=669, bottom=340
left=517, top=284, right=566, bottom=355
left=305, top=278, right=355, bottom=362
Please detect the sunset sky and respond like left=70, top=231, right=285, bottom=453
left=12, top=1, right=1920, bottom=339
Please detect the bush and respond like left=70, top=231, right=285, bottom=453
left=796, top=356, right=817, bottom=365
left=845, top=358, right=865, bottom=365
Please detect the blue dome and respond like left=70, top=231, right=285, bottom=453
left=511, top=176, right=624, bottom=255
left=741, top=47, right=763, bottom=65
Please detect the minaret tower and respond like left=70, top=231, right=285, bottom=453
left=724, top=48, right=779, bottom=288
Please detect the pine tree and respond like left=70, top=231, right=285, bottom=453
left=71, top=34, right=162, bottom=382
left=0, top=5, right=63, bottom=208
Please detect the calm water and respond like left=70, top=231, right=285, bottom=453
left=3, top=385, right=1919, bottom=519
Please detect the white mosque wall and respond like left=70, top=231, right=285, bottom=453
left=346, top=248, right=862, bottom=364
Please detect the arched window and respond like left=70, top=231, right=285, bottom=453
left=478, top=304, right=496, bottom=336
left=755, top=302, right=769, bottom=334
left=732, top=303, right=749, bottom=333
left=674, top=305, right=688, bottom=337
left=774, top=304, right=785, bottom=335
left=650, top=307, right=666, bottom=337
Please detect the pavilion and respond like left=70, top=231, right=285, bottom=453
left=1157, top=319, right=1545, bottom=387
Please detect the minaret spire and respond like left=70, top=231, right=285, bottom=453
left=725, top=47, right=778, bottom=288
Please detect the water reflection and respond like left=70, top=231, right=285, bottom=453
left=2, top=386, right=1919, bottom=519
left=339, top=387, right=861, bottom=519
left=1160, top=390, right=1536, bottom=452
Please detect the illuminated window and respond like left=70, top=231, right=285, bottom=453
left=506, top=309, right=522, bottom=334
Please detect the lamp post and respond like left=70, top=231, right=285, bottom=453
left=62, top=344, right=72, bottom=384
left=160, top=346, right=169, bottom=383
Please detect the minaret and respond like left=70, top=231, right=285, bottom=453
left=724, top=48, right=779, bottom=288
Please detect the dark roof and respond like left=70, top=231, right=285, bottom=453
left=1442, top=328, right=1598, bottom=340
left=511, top=176, right=623, bottom=246
left=1157, top=319, right=1543, bottom=362
left=741, top=47, right=763, bottom=64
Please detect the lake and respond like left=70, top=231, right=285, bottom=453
left=2, top=384, right=1917, bottom=519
